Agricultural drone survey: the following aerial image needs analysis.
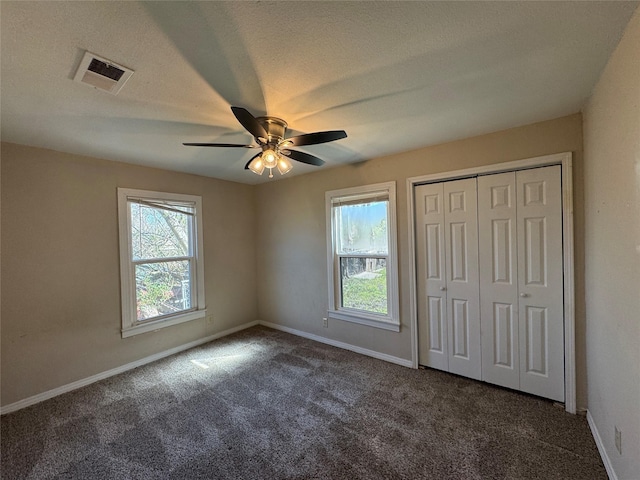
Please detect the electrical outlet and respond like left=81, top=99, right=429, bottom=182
left=323, top=317, right=328, bottom=328
left=207, top=314, right=214, bottom=325
left=615, top=426, right=622, bottom=454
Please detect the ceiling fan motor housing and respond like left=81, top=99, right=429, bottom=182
left=256, top=116, right=287, bottom=144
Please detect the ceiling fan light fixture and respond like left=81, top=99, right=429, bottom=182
left=261, top=149, right=279, bottom=169
left=277, top=157, right=293, bottom=175
left=248, top=157, right=265, bottom=175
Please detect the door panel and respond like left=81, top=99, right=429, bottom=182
left=517, top=166, right=564, bottom=402
left=415, top=183, right=448, bottom=370
left=428, top=296, right=445, bottom=352
left=426, top=224, right=441, bottom=279
left=525, top=306, right=548, bottom=375
left=444, top=179, right=481, bottom=380
left=493, top=303, right=514, bottom=367
left=492, top=219, right=513, bottom=284
left=450, top=222, right=468, bottom=281
left=478, top=172, right=519, bottom=390
left=524, top=217, right=547, bottom=286
left=452, top=299, right=469, bottom=358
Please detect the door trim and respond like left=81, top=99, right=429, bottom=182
left=406, top=152, right=576, bottom=413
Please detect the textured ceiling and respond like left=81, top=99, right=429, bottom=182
left=1, top=1, right=637, bottom=184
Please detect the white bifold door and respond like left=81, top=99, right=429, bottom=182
left=478, top=166, right=564, bottom=401
left=415, top=178, right=481, bottom=380
left=416, top=165, right=565, bottom=402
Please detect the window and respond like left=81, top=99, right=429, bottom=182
left=117, top=188, right=206, bottom=337
left=326, top=182, right=399, bottom=331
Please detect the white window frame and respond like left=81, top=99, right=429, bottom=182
left=117, top=188, right=206, bottom=338
left=326, top=182, right=400, bottom=331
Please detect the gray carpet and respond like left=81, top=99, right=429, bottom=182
left=1, top=326, right=606, bottom=479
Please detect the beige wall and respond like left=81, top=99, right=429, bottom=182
left=1, top=113, right=590, bottom=410
left=255, top=113, right=587, bottom=408
left=0, top=142, right=258, bottom=406
left=583, top=10, right=640, bottom=479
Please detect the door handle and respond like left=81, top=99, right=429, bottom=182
left=440, top=287, right=446, bottom=291
left=520, top=293, right=529, bottom=298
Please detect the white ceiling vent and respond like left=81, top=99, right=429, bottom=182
left=73, top=51, right=133, bottom=95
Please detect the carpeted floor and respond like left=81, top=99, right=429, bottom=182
left=1, top=326, right=606, bottom=479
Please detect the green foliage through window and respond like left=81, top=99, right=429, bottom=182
left=340, top=260, right=388, bottom=314
left=135, top=261, right=191, bottom=321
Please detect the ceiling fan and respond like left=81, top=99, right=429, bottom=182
left=183, top=107, right=347, bottom=178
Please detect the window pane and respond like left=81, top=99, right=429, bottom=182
left=130, top=203, right=192, bottom=260
left=135, top=260, right=192, bottom=321
left=340, top=257, right=388, bottom=314
left=336, top=201, right=388, bottom=254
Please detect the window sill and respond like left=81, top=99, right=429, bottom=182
left=328, top=309, right=400, bottom=332
left=122, top=309, right=207, bottom=338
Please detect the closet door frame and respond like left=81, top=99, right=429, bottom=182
left=407, top=152, right=576, bottom=414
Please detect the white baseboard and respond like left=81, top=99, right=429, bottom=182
left=258, top=320, right=413, bottom=368
left=587, top=410, right=618, bottom=480
left=0, top=321, right=259, bottom=415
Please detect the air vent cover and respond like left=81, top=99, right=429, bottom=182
left=73, top=51, right=133, bottom=95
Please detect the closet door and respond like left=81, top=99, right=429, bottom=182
left=478, top=172, right=520, bottom=389
left=443, top=179, right=481, bottom=380
left=415, top=183, right=448, bottom=370
left=517, top=165, right=564, bottom=402
left=417, top=166, right=565, bottom=401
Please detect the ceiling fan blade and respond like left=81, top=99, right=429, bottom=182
left=283, top=130, right=347, bottom=147
left=231, top=106, right=268, bottom=141
left=244, top=152, right=262, bottom=170
left=183, top=142, right=257, bottom=148
left=284, top=149, right=325, bottom=167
